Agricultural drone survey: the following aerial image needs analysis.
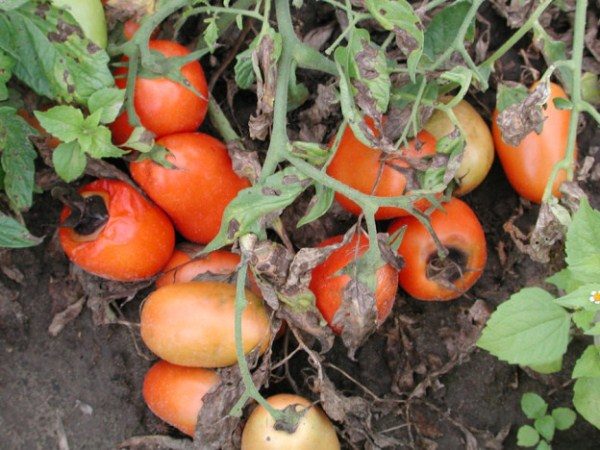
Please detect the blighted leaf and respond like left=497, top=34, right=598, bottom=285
left=491, top=0, right=536, bottom=28
left=0, top=213, right=42, bottom=248
left=496, top=83, right=529, bottom=112
left=573, top=377, right=600, bottom=429
left=226, top=141, right=261, bottom=185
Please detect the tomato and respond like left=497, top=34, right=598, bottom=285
left=140, top=281, right=271, bottom=367
left=492, top=82, right=573, bottom=203
left=110, top=40, right=208, bottom=145
left=143, top=360, right=220, bottom=437
left=156, top=248, right=241, bottom=287
left=309, top=232, right=398, bottom=333
left=51, top=0, right=107, bottom=48
left=241, top=394, right=340, bottom=450
left=423, top=98, right=494, bottom=196
left=130, top=132, right=251, bottom=244
left=58, top=179, right=175, bottom=281
left=388, top=197, right=486, bottom=301
left=326, top=121, right=437, bottom=220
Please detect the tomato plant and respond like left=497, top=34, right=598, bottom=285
left=309, top=232, right=397, bottom=333
left=492, top=82, right=573, bottom=203
left=51, top=0, right=107, bottom=48
left=140, top=281, right=271, bottom=367
left=143, top=360, right=220, bottom=437
left=58, top=178, right=175, bottom=281
left=130, top=132, right=251, bottom=244
left=423, top=98, right=494, bottom=196
left=110, top=40, right=209, bottom=144
left=326, top=123, right=437, bottom=220
left=241, top=394, right=340, bottom=450
left=388, top=198, right=487, bottom=301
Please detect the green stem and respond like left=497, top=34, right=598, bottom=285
left=581, top=101, right=600, bottom=125
left=208, top=95, right=241, bottom=142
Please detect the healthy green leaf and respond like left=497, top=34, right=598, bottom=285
left=521, top=393, right=548, bottom=419
left=52, top=141, right=86, bottom=182
left=534, top=415, right=555, bottom=441
left=422, top=1, right=474, bottom=63
left=573, top=346, right=600, bottom=379
left=551, top=408, right=576, bottom=431
left=517, top=425, right=540, bottom=447
left=477, top=287, right=570, bottom=366
left=0, top=50, right=15, bottom=101
left=122, top=127, right=155, bottom=154
left=536, top=441, right=551, bottom=450
left=496, top=83, right=529, bottom=112
left=581, top=72, right=600, bottom=105
left=533, top=22, right=573, bottom=93
left=297, top=183, right=334, bottom=228
left=554, top=283, right=600, bottom=311
left=234, top=46, right=255, bottom=89
left=0, top=0, right=29, bottom=11
left=546, top=268, right=582, bottom=294
left=573, top=377, right=600, bottom=429
left=572, top=309, right=596, bottom=331
left=87, top=88, right=125, bottom=124
left=0, top=212, right=41, bottom=248
left=80, top=126, right=127, bottom=159
left=528, top=357, right=563, bottom=374
left=203, top=17, right=219, bottom=53
left=0, top=107, right=37, bottom=211
left=35, top=106, right=84, bottom=143
left=565, top=198, right=600, bottom=283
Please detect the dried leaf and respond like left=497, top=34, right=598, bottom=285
left=226, top=141, right=261, bottom=185
left=303, top=23, right=336, bottom=51
left=0, top=249, right=25, bottom=283
left=249, top=34, right=280, bottom=140
left=490, top=0, right=536, bottom=28
left=48, top=296, right=85, bottom=337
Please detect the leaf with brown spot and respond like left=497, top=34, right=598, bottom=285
left=226, top=141, right=261, bottom=185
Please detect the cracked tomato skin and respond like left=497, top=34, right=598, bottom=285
left=309, top=233, right=398, bottom=333
left=110, top=40, right=208, bottom=144
left=241, top=394, right=340, bottom=450
left=326, top=122, right=437, bottom=220
left=58, top=179, right=175, bottom=281
left=143, top=360, right=220, bottom=437
left=130, top=132, right=251, bottom=244
left=492, top=82, right=573, bottom=203
left=140, top=281, right=271, bottom=367
left=388, top=198, right=486, bottom=301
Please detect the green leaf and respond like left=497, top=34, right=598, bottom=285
left=553, top=97, right=572, bottom=110
left=122, top=127, right=155, bottom=154
left=517, top=425, right=540, bottom=447
left=52, top=141, right=86, bottom=182
left=0, top=50, right=15, bottom=101
left=554, top=283, right=600, bottom=311
left=0, top=1, right=113, bottom=104
left=287, top=76, right=309, bottom=112
left=536, top=441, right=551, bottom=450
left=497, top=83, right=529, bottom=112
left=521, top=393, right=548, bottom=419
left=477, top=287, right=570, bottom=366
left=546, top=268, right=582, bottom=294
left=581, top=72, right=600, bottom=105
left=572, top=309, right=596, bottom=331
left=534, top=415, right=555, bottom=441
left=0, top=107, right=37, bottom=211
left=573, top=377, right=600, bottom=428
left=533, top=22, right=573, bottom=93
left=234, top=46, right=255, bottom=89
left=573, top=346, right=600, bottom=379
left=87, top=88, right=125, bottom=124
left=565, top=198, right=600, bottom=283
left=203, top=17, right=219, bottom=53
left=422, top=1, right=474, bottom=62
left=0, top=213, right=41, bottom=248
left=289, top=141, right=330, bottom=166
left=35, top=106, right=84, bottom=143
left=80, top=126, right=126, bottom=159
left=0, top=0, right=29, bottom=11
left=528, top=357, right=563, bottom=374
left=297, top=183, right=334, bottom=228
left=551, top=408, right=576, bottom=430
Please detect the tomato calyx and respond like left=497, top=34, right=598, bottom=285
left=426, top=247, right=468, bottom=288
left=55, top=187, right=109, bottom=238
left=272, top=404, right=308, bottom=434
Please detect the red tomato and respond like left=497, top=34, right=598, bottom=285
left=58, top=179, right=175, bottom=281
left=309, top=232, right=398, bottom=333
left=110, top=40, right=208, bottom=144
left=492, top=82, right=573, bottom=203
left=388, top=198, right=486, bottom=301
left=327, top=121, right=437, bottom=220
left=143, top=360, right=220, bottom=437
left=130, top=132, right=251, bottom=244
left=156, top=248, right=241, bottom=287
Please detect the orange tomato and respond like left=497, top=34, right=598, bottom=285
left=130, top=132, right=250, bottom=244
left=492, top=82, right=573, bottom=203
left=388, top=197, right=486, bottom=301
left=156, top=248, right=241, bottom=287
left=143, top=360, right=220, bottom=437
left=110, top=40, right=208, bottom=144
left=58, top=179, right=175, bottom=281
left=327, top=121, right=437, bottom=220
left=309, top=232, right=398, bottom=333
left=140, top=281, right=271, bottom=367
left=241, top=394, right=340, bottom=450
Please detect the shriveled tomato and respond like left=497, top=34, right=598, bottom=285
left=423, top=98, right=494, bottom=196
left=156, top=248, right=241, bottom=287
left=143, top=360, right=220, bottom=437
left=492, top=82, right=573, bottom=203
left=241, top=394, right=340, bottom=450
left=110, top=40, right=208, bottom=144
left=130, top=132, right=251, bottom=244
left=58, top=179, right=175, bottom=281
left=327, top=121, right=437, bottom=220
left=388, top=198, right=486, bottom=301
left=51, top=0, right=107, bottom=48
left=309, top=232, right=398, bottom=333
left=140, top=281, right=271, bottom=367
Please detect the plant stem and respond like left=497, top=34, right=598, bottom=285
left=208, top=95, right=241, bottom=142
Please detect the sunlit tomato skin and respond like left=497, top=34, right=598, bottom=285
left=140, top=281, right=271, bottom=368
left=143, top=360, right=220, bottom=437
left=110, top=40, right=208, bottom=144
left=241, top=394, right=340, bottom=450
left=58, top=179, right=175, bottom=281
left=156, top=248, right=241, bottom=287
left=492, top=82, right=573, bottom=203
left=388, top=198, right=486, bottom=301
left=309, top=233, right=398, bottom=333
left=130, top=132, right=251, bottom=244
left=326, top=123, right=437, bottom=220
left=423, top=98, right=494, bottom=196
left=51, top=0, right=107, bottom=48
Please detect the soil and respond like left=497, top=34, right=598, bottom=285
left=2, top=1, right=600, bottom=450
